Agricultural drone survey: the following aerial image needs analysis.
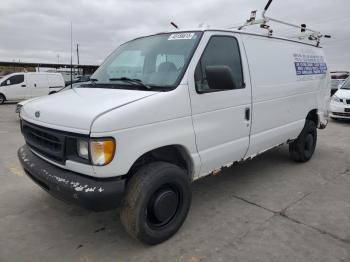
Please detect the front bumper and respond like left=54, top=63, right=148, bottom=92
left=18, top=145, right=126, bottom=211
left=329, top=102, right=350, bottom=119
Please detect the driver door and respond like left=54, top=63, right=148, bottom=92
left=187, top=32, right=252, bottom=177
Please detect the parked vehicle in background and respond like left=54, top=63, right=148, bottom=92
left=330, top=77, right=350, bottom=119
left=65, top=75, right=91, bottom=87
left=0, top=72, right=65, bottom=104
left=330, top=71, right=349, bottom=96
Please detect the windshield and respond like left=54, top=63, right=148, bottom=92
left=341, top=77, right=350, bottom=90
left=90, top=32, right=202, bottom=90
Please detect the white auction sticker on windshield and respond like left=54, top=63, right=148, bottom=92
left=168, top=33, right=195, bottom=40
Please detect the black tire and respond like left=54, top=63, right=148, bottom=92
left=0, top=94, right=5, bottom=104
left=289, top=120, right=317, bottom=162
left=120, top=161, right=191, bottom=245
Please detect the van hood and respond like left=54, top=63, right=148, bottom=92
left=21, top=88, right=158, bottom=133
left=335, top=89, right=350, bottom=99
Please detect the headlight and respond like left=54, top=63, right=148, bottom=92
left=331, top=95, right=341, bottom=103
left=77, top=138, right=115, bottom=166
left=90, top=138, right=116, bottom=166
left=77, top=140, right=89, bottom=160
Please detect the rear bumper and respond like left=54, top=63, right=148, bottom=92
left=18, top=145, right=126, bottom=211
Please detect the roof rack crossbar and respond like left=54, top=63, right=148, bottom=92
left=236, top=0, right=330, bottom=47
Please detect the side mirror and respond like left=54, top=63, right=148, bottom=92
left=6, top=80, right=11, bottom=85
left=205, top=65, right=236, bottom=91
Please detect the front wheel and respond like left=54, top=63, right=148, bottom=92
left=289, top=120, right=317, bottom=162
left=0, top=94, right=5, bottom=104
left=120, top=162, right=191, bottom=245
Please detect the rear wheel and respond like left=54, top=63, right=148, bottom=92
left=120, top=162, right=191, bottom=245
left=0, top=94, right=5, bottom=104
left=289, top=120, right=317, bottom=162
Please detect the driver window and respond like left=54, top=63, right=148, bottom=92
left=195, top=36, right=244, bottom=93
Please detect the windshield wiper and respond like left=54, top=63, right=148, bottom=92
left=109, top=77, right=152, bottom=90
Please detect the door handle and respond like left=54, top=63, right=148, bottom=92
left=21, top=84, right=26, bottom=87
left=34, top=83, right=37, bottom=87
left=245, top=107, right=250, bottom=121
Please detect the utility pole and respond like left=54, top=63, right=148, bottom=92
left=76, top=43, right=80, bottom=76
left=70, top=22, right=73, bottom=87
left=76, top=44, right=80, bottom=65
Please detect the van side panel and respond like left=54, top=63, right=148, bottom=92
left=241, top=35, right=327, bottom=157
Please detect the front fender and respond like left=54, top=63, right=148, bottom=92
left=91, top=116, right=201, bottom=179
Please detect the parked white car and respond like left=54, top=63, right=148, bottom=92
left=18, top=29, right=330, bottom=244
left=330, top=77, right=350, bottom=119
left=330, top=71, right=349, bottom=96
left=0, top=72, right=64, bottom=104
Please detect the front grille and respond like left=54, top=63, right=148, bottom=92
left=22, top=121, right=66, bottom=163
left=15, top=104, right=22, bottom=113
left=333, top=112, right=350, bottom=117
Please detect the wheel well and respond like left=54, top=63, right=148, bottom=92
left=306, top=109, right=318, bottom=126
left=128, top=145, right=194, bottom=181
left=0, top=93, right=6, bottom=100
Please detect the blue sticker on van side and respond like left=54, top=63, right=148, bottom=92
left=293, top=54, right=327, bottom=76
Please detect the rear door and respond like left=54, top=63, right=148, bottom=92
left=187, top=32, right=252, bottom=176
left=48, top=74, right=65, bottom=93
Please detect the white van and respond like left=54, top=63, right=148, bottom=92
left=17, top=28, right=330, bottom=244
left=0, top=72, right=64, bottom=104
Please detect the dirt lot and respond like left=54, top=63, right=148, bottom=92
left=0, top=103, right=349, bottom=262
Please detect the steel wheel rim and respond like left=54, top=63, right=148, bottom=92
left=146, top=184, right=181, bottom=229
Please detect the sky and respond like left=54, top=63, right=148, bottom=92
left=1, top=0, right=349, bottom=70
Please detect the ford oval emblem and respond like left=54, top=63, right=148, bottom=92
left=35, top=111, right=40, bottom=118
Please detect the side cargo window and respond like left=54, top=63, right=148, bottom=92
left=195, top=36, right=244, bottom=93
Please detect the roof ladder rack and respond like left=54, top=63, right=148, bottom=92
left=236, top=0, right=331, bottom=46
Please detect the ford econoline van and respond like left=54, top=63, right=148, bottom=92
left=18, top=29, right=330, bottom=245
left=0, top=72, right=64, bottom=104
